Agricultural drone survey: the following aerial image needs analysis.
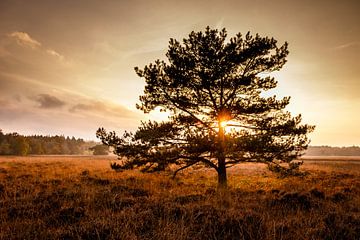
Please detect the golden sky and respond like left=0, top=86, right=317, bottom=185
left=0, top=0, right=359, bottom=146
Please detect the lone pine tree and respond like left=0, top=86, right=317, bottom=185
left=97, top=27, right=314, bottom=188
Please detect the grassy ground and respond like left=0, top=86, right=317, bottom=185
left=0, top=156, right=359, bottom=240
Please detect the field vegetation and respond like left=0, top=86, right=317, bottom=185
left=0, top=156, right=359, bottom=239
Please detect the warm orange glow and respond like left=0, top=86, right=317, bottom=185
left=219, top=119, right=235, bottom=133
left=219, top=119, right=239, bottom=133
left=220, top=120, right=228, bottom=128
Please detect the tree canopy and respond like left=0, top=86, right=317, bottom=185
left=89, top=144, right=109, bottom=155
left=97, top=27, right=314, bottom=188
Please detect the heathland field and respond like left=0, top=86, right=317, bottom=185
left=0, top=156, right=359, bottom=240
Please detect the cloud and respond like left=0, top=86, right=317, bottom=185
left=69, top=103, right=93, bottom=112
left=7, top=31, right=65, bottom=61
left=0, top=87, right=141, bottom=140
left=46, top=49, right=64, bottom=60
left=8, top=31, right=42, bottom=49
left=0, top=98, right=10, bottom=107
left=69, top=100, right=140, bottom=120
left=334, top=41, right=360, bottom=50
left=13, top=94, right=22, bottom=102
left=35, top=94, right=66, bottom=109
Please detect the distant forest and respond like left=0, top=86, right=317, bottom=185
left=0, top=129, right=101, bottom=156
left=305, top=146, right=360, bottom=156
left=0, top=129, right=359, bottom=156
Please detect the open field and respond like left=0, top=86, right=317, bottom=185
left=0, top=156, right=359, bottom=240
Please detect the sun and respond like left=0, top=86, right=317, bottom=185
left=217, top=108, right=232, bottom=131
left=219, top=119, right=233, bottom=133
left=220, top=120, right=228, bottom=128
left=219, top=119, right=239, bottom=133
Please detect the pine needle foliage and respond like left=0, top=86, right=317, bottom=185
left=97, top=27, right=314, bottom=187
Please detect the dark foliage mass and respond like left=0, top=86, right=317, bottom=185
left=89, top=144, right=109, bottom=155
left=97, top=27, right=314, bottom=187
left=0, top=129, right=93, bottom=155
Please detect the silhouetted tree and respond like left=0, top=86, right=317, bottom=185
left=0, top=139, right=11, bottom=155
left=29, top=139, right=44, bottom=155
left=97, top=27, right=314, bottom=188
left=89, top=144, right=109, bottom=155
left=12, top=136, right=30, bottom=156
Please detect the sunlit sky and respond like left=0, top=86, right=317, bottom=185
left=0, top=0, right=359, bottom=146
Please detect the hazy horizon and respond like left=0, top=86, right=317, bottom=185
left=1, top=0, right=360, bottom=146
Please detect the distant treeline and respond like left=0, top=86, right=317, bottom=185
left=1, top=129, right=359, bottom=156
left=0, top=130, right=99, bottom=156
left=305, top=146, right=360, bottom=156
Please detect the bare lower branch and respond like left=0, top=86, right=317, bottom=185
left=227, top=124, right=262, bottom=130
left=172, top=161, right=199, bottom=179
left=199, top=157, right=219, bottom=171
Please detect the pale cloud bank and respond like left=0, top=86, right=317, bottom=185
left=0, top=89, right=142, bottom=140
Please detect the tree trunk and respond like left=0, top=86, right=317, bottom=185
left=217, top=121, right=228, bottom=189
left=217, top=156, right=227, bottom=188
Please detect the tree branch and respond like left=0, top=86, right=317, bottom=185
left=227, top=123, right=262, bottom=130
left=162, top=89, right=217, bottom=134
left=172, top=160, right=199, bottom=179
left=224, top=57, right=254, bottom=107
left=205, top=87, right=219, bottom=112
left=198, top=157, right=218, bottom=171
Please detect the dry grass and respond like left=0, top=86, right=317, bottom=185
left=0, top=156, right=359, bottom=240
